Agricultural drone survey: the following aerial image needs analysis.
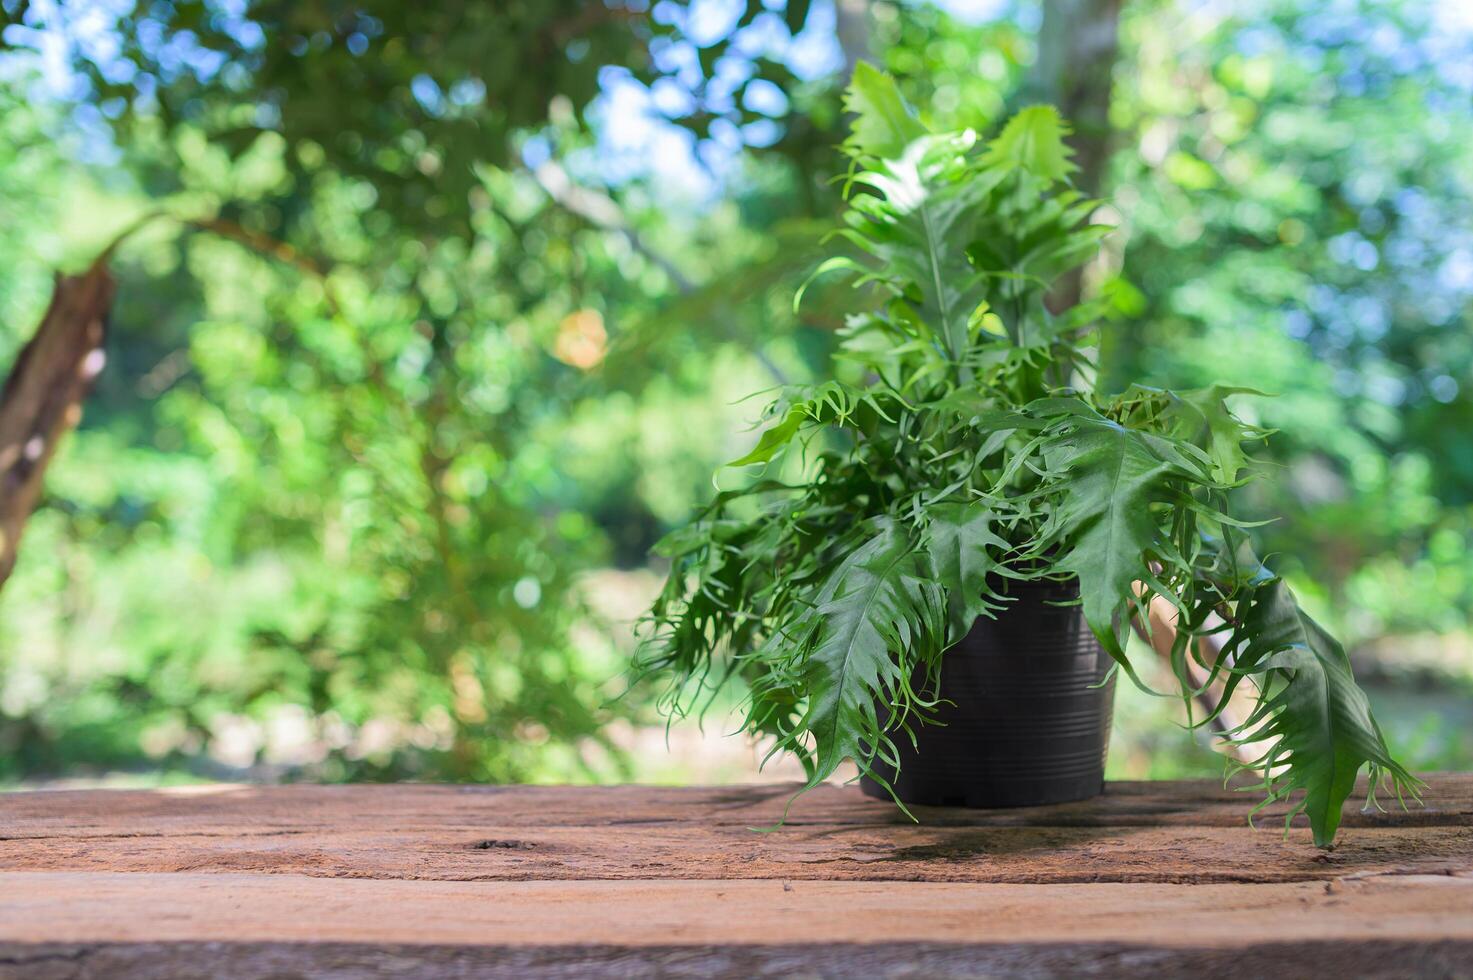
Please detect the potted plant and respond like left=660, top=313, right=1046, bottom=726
left=637, top=66, right=1416, bottom=847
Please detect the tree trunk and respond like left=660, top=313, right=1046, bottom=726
left=1031, top=0, right=1123, bottom=199
left=1027, top=3, right=1242, bottom=746
left=835, top=0, right=872, bottom=75
left=1027, top=0, right=1124, bottom=309
left=0, top=263, right=113, bottom=590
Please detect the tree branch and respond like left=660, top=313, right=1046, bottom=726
left=532, top=160, right=694, bottom=293
left=0, top=261, right=114, bottom=589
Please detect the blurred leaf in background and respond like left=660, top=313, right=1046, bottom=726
left=0, top=0, right=1468, bottom=786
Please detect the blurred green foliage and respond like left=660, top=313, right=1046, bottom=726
left=0, top=0, right=1468, bottom=785
left=1107, top=0, right=1473, bottom=645
left=0, top=95, right=641, bottom=782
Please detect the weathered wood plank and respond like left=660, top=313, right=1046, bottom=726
left=6, top=939, right=1473, bottom=980
left=1, top=873, right=1469, bottom=953
left=2, top=779, right=1469, bottom=977
left=2, top=777, right=1468, bottom=885
left=7, top=774, right=1464, bottom=832
left=5, top=822, right=1470, bottom=884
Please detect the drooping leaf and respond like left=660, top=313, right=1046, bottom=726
left=651, top=522, right=715, bottom=558
left=1221, top=578, right=1420, bottom=847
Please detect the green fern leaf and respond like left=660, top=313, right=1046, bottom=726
left=983, top=105, right=1077, bottom=182
left=1223, top=579, right=1420, bottom=847
left=1039, top=404, right=1210, bottom=657
left=924, top=502, right=1010, bottom=639
left=797, top=519, right=946, bottom=784
left=841, top=153, right=994, bottom=361
left=1152, top=384, right=1269, bottom=485
left=638, top=83, right=1415, bottom=848
left=843, top=62, right=928, bottom=159
left=728, top=406, right=805, bottom=467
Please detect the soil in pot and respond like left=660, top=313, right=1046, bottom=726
left=860, top=578, right=1116, bottom=809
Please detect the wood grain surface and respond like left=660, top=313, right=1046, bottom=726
left=2, top=776, right=1470, bottom=978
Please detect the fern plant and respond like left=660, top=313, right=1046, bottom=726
left=637, top=65, right=1416, bottom=847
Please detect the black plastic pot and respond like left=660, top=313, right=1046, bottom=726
left=860, top=578, right=1116, bottom=808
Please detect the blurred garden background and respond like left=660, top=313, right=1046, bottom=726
left=0, top=0, right=1469, bottom=789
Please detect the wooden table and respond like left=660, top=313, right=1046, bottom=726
left=1, top=776, right=1470, bottom=978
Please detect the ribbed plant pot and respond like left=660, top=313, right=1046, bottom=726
left=860, top=578, right=1116, bottom=809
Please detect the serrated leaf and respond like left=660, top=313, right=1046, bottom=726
left=843, top=62, right=927, bottom=159
left=798, top=519, right=945, bottom=783
left=1040, top=407, right=1209, bottom=657
left=1168, top=385, right=1268, bottom=484
left=984, top=105, right=1077, bottom=182
left=1222, top=579, right=1420, bottom=847
left=924, top=501, right=1010, bottom=638
left=838, top=157, right=992, bottom=361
